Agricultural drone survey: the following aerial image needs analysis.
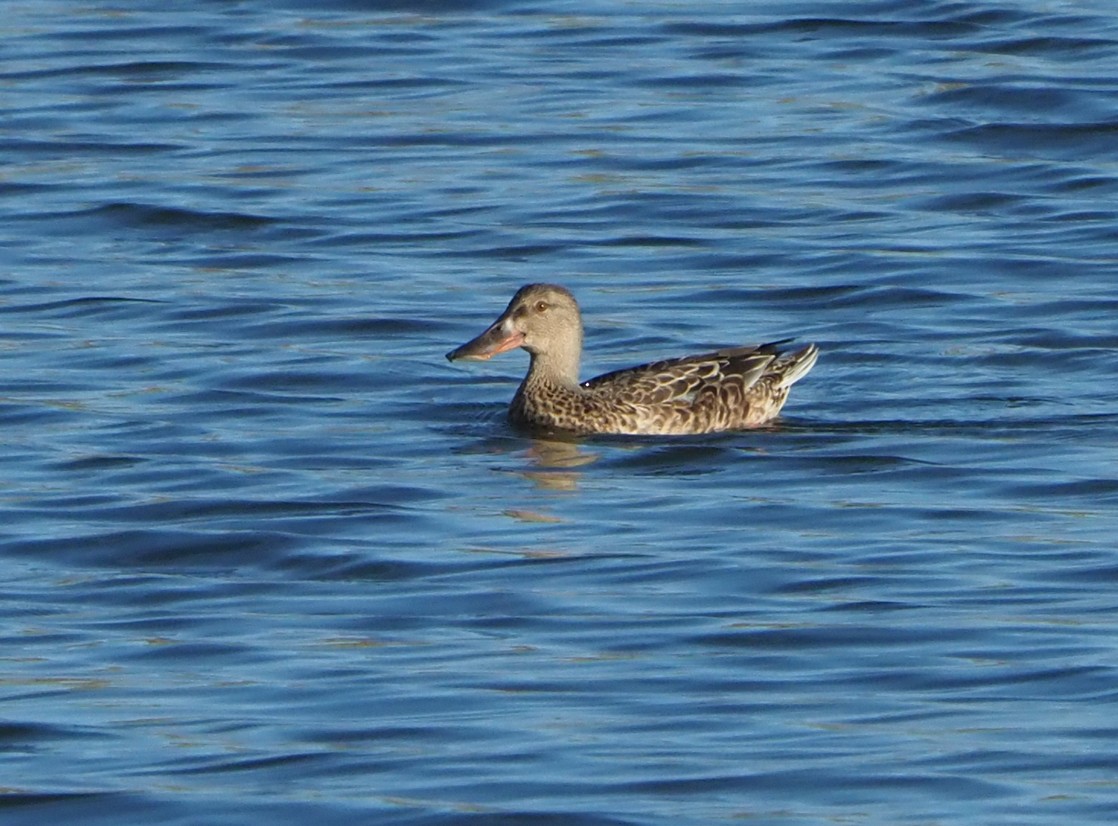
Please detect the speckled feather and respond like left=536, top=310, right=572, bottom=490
left=447, top=284, right=818, bottom=436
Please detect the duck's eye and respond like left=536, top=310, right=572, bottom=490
left=535, top=300, right=549, bottom=313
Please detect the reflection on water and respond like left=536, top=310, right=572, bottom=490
left=520, top=437, right=600, bottom=491
left=525, top=438, right=599, bottom=470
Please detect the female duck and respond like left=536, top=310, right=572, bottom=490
left=447, top=284, right=817, bottom=436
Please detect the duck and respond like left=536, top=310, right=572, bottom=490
left=446, top=283, right=818, bottom=436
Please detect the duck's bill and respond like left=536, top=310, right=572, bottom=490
left=446, top=320, right=525, bottom=362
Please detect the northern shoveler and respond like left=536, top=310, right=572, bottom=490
left=446, top=283, right=817, bottom=436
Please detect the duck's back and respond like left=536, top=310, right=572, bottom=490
left=567, top=340, right=815, bottom=435
left=583, top=342, right=782, bottom=401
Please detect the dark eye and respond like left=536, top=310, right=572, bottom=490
left=535, top=300, right=549, bottom=313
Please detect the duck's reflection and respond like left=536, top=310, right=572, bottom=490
left=519, top=436, right=599, bottom=490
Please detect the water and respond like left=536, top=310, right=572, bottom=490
left=3, top=1, right=1118, bottom=824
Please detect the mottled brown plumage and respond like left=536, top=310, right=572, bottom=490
left=446, top=284, right=818, bottom=436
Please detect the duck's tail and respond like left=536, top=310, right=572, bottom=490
left=773, top=343, right=819, bottom=390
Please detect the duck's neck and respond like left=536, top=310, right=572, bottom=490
left=526, top=344, right=581, bottom=390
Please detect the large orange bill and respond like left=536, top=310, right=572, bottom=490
left=446, top=318, right=525, bottom=362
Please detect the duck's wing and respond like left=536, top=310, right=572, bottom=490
left=581, top=340, right=792, bottom=406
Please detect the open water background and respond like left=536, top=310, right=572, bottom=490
left=3, top=1, right=1118, bottom=824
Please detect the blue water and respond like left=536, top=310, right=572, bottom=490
left=3, top=2, right=1118, bottom=824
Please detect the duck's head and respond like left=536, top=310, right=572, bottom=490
left=446, top=284, right=583, bottom=369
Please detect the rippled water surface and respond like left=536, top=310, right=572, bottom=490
left=3, top=1, right=1118, bottom=824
